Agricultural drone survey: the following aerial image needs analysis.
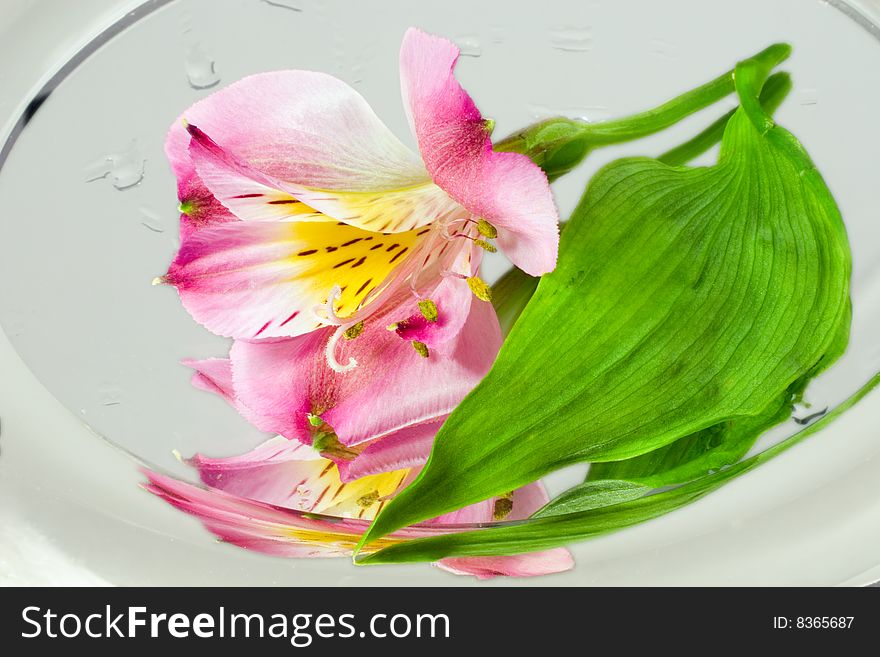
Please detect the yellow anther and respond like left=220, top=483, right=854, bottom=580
left=411, top=341, right=430, bottom=358
left=467, top=276, right=493, bottom=302
left=474, top=239, right=497, bottom=253
left=343, top=321, right=365, bottom=340
left=492, top=495, right=514, bottom=520
left=357, top=491, right=380, bottom=508
left=312, top=432, right=359, bottom=460
left=476, top=218, right=498, bottom=239
left=418, top=299, right=439, bottom=322
left=386, top=323, right=399, bottom=332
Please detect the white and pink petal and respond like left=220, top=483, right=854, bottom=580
left=162, top=218, right=427, bottom=339
left=185, top=121, right=460, bottom=234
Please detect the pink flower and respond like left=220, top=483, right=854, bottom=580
left=159, top=27, right=559, bottom=342
left=142, top=437, right=573, bottom=579
left=185, top=279, right=501, bottom=478
left=149, top=27, right=565, bottom=578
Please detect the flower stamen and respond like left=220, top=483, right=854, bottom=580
left=312, top=284, right=347, bottom=326
left=476, top=218, right=498, bottom=239
left=343, top=320, right=365, bottom=340
left=325, top=324, right=358, bottom=373
left=466, top=276, right=493, bottom=302
left=418, top=299, right=439, bottom=322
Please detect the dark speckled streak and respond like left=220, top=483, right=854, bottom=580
left=389, top=247, right=408, bottom=264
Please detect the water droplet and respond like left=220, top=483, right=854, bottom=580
left=261, top=0, right=303, bottom=10
left=649, top=38, right=678, bottom=60
left=527, top=103, right=610, bottom=122
left=799, top=88, right=819, bottom=106
left=180, top=11, right=220, bottom=90
left=139, top=206, right=166, bottom=233
left=185, top=44, right=220, bottom=89
left=84, top=141, right=146, bottom=191
left=549, top=26, right=593, bottom=53
left=455, top=34, right=482, bottom=57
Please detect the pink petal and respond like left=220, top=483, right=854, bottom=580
left=393, top=275, right=473, bottom=350
left=165, top=70, right=426, bottom=195
left=434, top=480, right=574, bottom=578
left=230, top=286, right=502, bottom=446
left=187, top=436, right=411, bottom=519
left=399, top=28, right=560, bottom=275
left=181, top=357, right=277, bottom=432
left=334, top=421, right=441, bottom=482
left=436, top=551, right=575, bottom=579
left=187, top=436, right=327, bottom=510
left=143, top=468, right=572, bottom=577
left=163, top=218, right=427, bottom=339
left=185, top=121, right=462, bottom=234
left=167, top=72, right=465, bottom=235
left=175, top=174, right=237, bottom=238
left=143, top=469, right=362, bottom=557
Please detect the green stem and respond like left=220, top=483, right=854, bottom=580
left=658, top=71, right=792, bottom=166
left=734, top=43, right=792, bottom=133
left=495, top=42, right=791, bottom=181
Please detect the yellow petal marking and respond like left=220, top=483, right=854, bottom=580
left=299, top=460, right=410, bottom=521
left=286, top=220, right=428, bottom=318
left=298, top=182, right=460, bottom=233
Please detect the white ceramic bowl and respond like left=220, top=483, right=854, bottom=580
left=1, top=0, right=879, bottom=585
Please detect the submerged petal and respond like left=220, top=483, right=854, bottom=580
left=399, top=28, right=560, bottom=275
left=433, top=481, right=574, bottom=578
left=181, top=357, right=277, bottom=432
left=143, top=469, right=384, bottom=557
left=334, top=421, right=441, bottom=483
left=188, top=436, right=410, bottom=520
left=143, top=461, right=572, bottom=576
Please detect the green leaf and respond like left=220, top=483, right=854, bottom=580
left=489, top=72, right=794, bottom=339
left=589, top=300, right=850, bottom=487
left=359, top=43, right=852, bottom=550
left=532, top=479, right=651, bottom=518
left=357, top=371, right=880, bottom=564
left=585, top=389, right=795, bottom=487
left=491, top=266, right=539, bottom=336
